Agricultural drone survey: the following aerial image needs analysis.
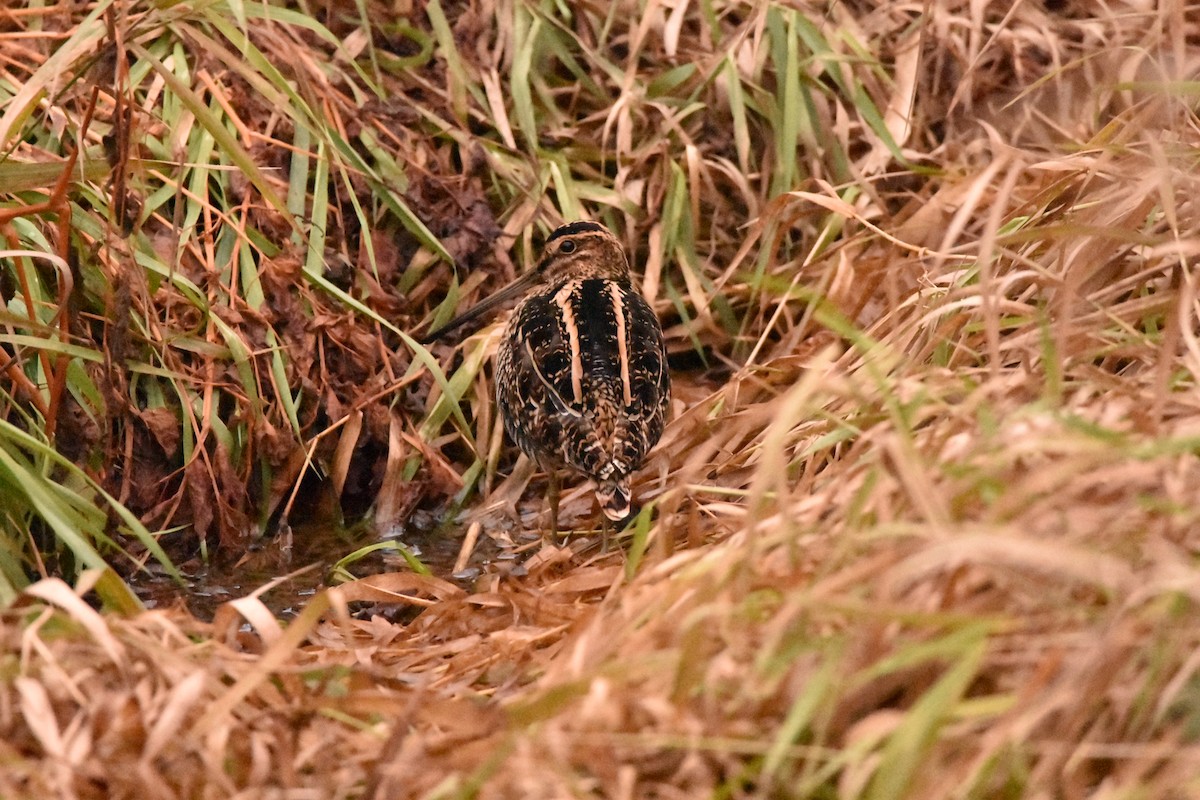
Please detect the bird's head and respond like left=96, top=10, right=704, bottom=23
left=534, top=221, right=629, bottom=284
left=420, top=221, right=629, bottom=343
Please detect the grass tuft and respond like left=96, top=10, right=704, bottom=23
left=1, top=0, right=1199, bottom=797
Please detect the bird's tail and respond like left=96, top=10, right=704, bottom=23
left=595, top=479, right=632, bottom=522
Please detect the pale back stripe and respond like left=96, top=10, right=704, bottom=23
left=608, top=282, right=632, bottom=406
left=554, top=281, right=584, bottom=403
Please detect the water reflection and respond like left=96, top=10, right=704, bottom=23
left=128, top=508, right=516, bottom=621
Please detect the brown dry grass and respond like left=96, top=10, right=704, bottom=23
left=3, top=0, right=1200, bottom=798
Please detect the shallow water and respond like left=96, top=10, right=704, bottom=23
left=128, top=507, right=521, bottom=621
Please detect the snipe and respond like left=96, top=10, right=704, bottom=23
left=421, top=221, right=671, bottom=533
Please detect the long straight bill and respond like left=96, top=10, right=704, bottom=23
left=418, top=270, right=541, bottom=344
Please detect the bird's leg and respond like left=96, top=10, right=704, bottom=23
left=547, top=470, right=560, bottom=538
left=600, top=513, right=610, bottom=554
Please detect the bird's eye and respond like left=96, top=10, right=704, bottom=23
left=559, top=240, right=577, bottom=254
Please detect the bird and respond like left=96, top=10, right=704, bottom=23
left=421, top=221, right=671, bottom=535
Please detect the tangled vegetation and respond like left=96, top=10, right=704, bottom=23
left=1, top=0, right=1199, bottom=797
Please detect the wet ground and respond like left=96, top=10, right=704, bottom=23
left=128, top=506, right=528, bottom=620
